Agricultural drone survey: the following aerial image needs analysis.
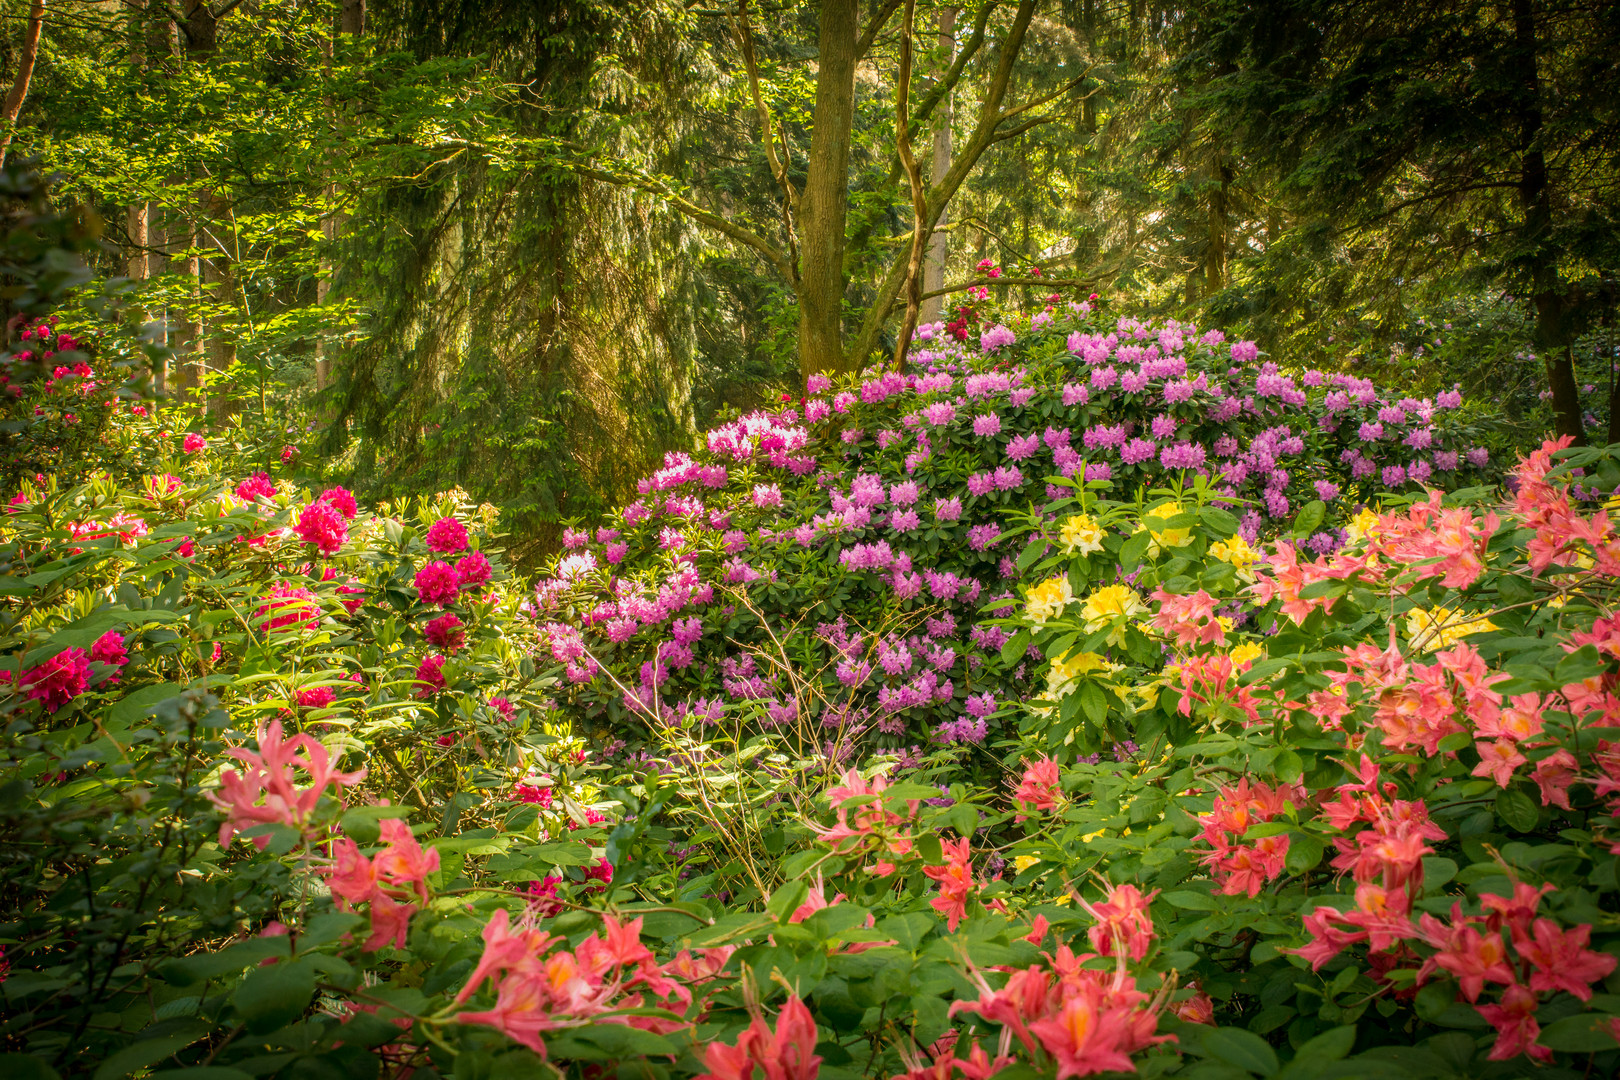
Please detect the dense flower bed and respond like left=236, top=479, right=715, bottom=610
left=14, top=288, right=1620, bottom=1080
left=534, top=298, right=1491, bottom=765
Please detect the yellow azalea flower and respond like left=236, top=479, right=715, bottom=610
left=1081, top=828, right=1105, bottom=843
left=1080, top=584, right=1147, bottom=645
left=1059, top=513, right=1106, bottom=555
left=1141, top=501, right=1194, bottom=554
left=1405, top=606, right=1500, bottom=651
left=1230, top=640, right=1264, bottom=666
left=1211, top=534, right=1260, bottom=584
left=1014, top=855, right=1040, bottom=873
left=1045, top=650, right=1108, bottom=701
left=1054, top=893, right=1074, bottom=905
left=1025, top=574, right=1073, bottom=625
left=1346, top=507, right=1382, bottom=544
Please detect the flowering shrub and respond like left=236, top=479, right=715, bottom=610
left=533, top=299, right=1490, bottom=778
left=13, top=258, right=1611, bottom=1079
left=985, top=435, right=1620, bottom=1070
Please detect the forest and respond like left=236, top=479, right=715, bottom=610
left=3, top=0, right=1620, bottom=1077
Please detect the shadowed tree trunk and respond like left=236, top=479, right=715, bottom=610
left=0, top=0, right=47, bottom=169
left=796, top=0, right=858, bottom=381
left=919, top=6, right=955, bottom=326
left=1511, top=0, right=1582, bottom=442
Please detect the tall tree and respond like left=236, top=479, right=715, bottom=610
left=0, top=0, right=46, bottom=170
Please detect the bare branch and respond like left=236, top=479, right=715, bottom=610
left=732, top=0, right=800, bottom=283
left=856, top=0, right=903, bottom=59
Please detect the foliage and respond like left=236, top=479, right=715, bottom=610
left=532, top=288, right=1493, bottom=777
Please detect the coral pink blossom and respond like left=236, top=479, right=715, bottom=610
left=697, top=994, right=822, bottom=1080
left=1013, top=755, right=1062, bottom=818
left=923, top=837, right=977, bottom=932
left=1081, top=882, right=1159, bottom=962
left=1476, top=984, right=1551, bottom=1064
left=207, top=720, right=364, bottom=848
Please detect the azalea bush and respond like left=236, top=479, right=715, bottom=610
left=984, top=434, right=1620, bottom=1072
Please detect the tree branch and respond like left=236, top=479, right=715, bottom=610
left=856, top=0, right=903, bottom=59
left=891, top=0, right=928, bottom=371
left=846, top=0, right=1037, bottom=366
left=568, top=163, right=796, bottom=285
left=732, top=0, right=800, bottom=283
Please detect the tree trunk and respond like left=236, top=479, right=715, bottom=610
left=797, top=0, right=859, bottom=381
left=315, top=0, right=361, bottom=394
left=1204, top=161, right=1228, bottom=296
left=340, top=0, right=364, bottom=35
left=0, top=0, right=47, bottom=170
left=919, top=6, right=955, bottom=326
left=1511, top=0, right=1582, bottom=442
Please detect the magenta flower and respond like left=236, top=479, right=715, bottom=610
left=182, top=433, right=207, bottom=454
left=316, top=487, right=358, bottom=520
left=424, top=613, right=466, bottom=652
left=294, top=500, right=348, bottom=556
left=414, top=561, right=461, bottom=607
left=1005, top=434, right=1039, bottom=461
left=234, top=472, right=276, bottom=502
left=18, top=648, right=91, bottom=711
left=972, top=413, right=1002, bottom=437
left=257, top=583, right=320, bottom=633
left=426, top=516, right=469, bottom=553
left=456, top=551, right=493, bottom=590
left=414, top=655, right=447, bottom=698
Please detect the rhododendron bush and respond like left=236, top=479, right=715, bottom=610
left=534, top=300, right=1491, bottom=768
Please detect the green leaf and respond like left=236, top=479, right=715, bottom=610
left=877, top=912, right=934, bottom=952
left=1291, top=500, right=1326, bottom=537
left=1292, top=1025, right=1356, bottom=1061
left=1201, top=507, right=1240, bottom=536
left=1203, top=1026, right=1280, bottom=1076
left=158, top=938, right=289, bottom=986
left=1079, top=681, right=1108, bottom=724
left=94, top=1025, right=211, bottom=1080
left=1495, top=788, right=1540, bottom=834
left=1284, top=834, right=1325, bottom=875
left=104, top=683, right=187, bottom=732
left=0, top=1056, right=61, bottom=1080
left=1163, top=890, right=1222, bottom=911
left=766, top=881, right=809, bottom=922
left=1538, top=1014, right=1620, bottom=1052
left=1119, top=530, right=1150, bottom=570
left=232, top=959, right=316, bottom=1034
